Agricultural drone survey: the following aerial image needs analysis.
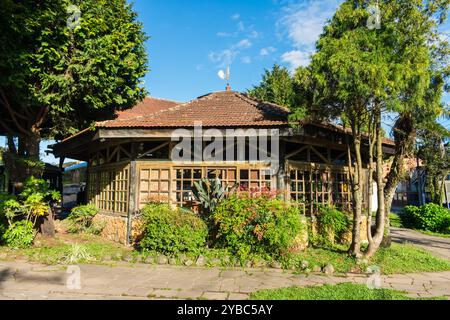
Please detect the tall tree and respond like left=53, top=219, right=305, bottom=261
left=382, top=0, right=449, bottom=236
left=247, top=65, right=296, bottom=109
left=417, top=123, right=450, bottom=204
left=301, top=1, right=392, bottom=257
left=292, top=0, right=448, bottom=258
left=0, top=0, right=147, bottom=175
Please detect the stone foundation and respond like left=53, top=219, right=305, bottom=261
left=130, top=216, right=146, bottom=246
left=92, top=213, right=147, bottom=245
left=93, top=214, right=129, bottom=244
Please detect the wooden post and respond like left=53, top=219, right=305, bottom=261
left=126, top=143, right=139, bottom=246
left=277, top=140, right=287, bottom=199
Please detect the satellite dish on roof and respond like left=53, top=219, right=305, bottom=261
left=218, top=70, right=226, bottom=80
left=217, top=66, right=231, bottom=90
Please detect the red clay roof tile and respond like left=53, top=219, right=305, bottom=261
left=114, top=97, right=180, bottom=120
left=97, top=91, right=290, bottom=128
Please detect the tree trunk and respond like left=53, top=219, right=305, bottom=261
left=383, top=114, right=416, bottom=245
left=349, top=127, right=363, bottom=258
left=364, top=111, right=386, bottom=259
left=366, top=119, right=375, bottom=246
left=27, top=129, right=41, bottom=158
left=40, top=208, right=56, bottom=237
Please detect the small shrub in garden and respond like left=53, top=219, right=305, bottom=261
left=140, top=202, right=208, bottom=255
left=62, top=243, right=94, bottom=264
left=1, top=220, right=36, bottom=249
left=0, top=177, right=60, bottom=245
left=313, top=205, right=350, bottom=246
left=212, top=195, right=305, bottom=260
left=67, top=204, right=104, bottom=235
left=401, top=204, right=450, bottom=234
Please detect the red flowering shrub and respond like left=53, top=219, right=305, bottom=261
left=211, top=194, right=305, bottom=259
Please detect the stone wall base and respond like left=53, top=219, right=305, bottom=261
left=93, top=214, right=128, bottom=244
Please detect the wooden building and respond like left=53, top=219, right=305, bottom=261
left=51, top=90, right=395, bottom=244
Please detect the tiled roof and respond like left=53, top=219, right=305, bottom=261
left=97, top=91, right=290, bottom=128
left=114, top=97, right=180, bottom=120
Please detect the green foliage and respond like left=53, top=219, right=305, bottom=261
left=1, top=178, right=59, bottom=221
left=62, top=243, right=94, bottom=264
left=1, top=220, right=35, bottom=249
left=401, top=204, right=450, bottom=234
left=289, top=0, right=449, bottom=256
left=389, top=213, right=403, bottom=228
left=247, top=64, right=297, bottom=110
left=140, top=203, right=208, bottom=255
left=417, top=123, right=450, bottom=204
left=312, top=206, right=350, bottom=247
left=192, top=178, right=236, bottom=214
left=4, top=152, right=46, bottom=180
left=212, top=195, right=305, bottom=260
left=372, top=243, right=450, bottom=274
left=0, top=177, right=60, bottom=226
left=0, top=177, right=60, bottom=248
left=67, top=204, right=103, bottom=235
left=0, top=0, right=148, bottom=140
left=250, top=283, right=444, bottom=300
left=0, top=233, right=131, bottom=264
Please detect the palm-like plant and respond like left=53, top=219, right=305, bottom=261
left=192, top=178, right=236, bottom=214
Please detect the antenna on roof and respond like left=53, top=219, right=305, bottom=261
left=218, top=65, right=231, bottom=91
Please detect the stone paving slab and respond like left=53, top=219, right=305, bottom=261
left=0, top=261, right=450, bottom=300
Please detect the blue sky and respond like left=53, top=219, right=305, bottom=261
left=135, top=0, right=344, bottom=102
left=1, top=0, right=449, bottom=163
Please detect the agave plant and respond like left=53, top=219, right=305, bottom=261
left=192, top=178, right=236, bottom=214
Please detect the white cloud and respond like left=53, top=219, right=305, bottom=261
left=280, top=0, right=341, bottom=49
left=241, top=56, right=252, bottom=64
left=237, top=21, right=245, bottom=32
left=281, top=50, right=311, bottom=72
left=217, top=32, right=231, bottom=37
left=231, top=13, right=240, bottom=20
left=260, top=46, right=276, bottom=56
left=278, top=0, right=342, bottom=71
left=249, top=30, right=260, bottom=39
left=235, top=39, right=252, bottom=49
left=209, top=39, right=252, bottom=67
left=209, top=49, right=238, bottom=68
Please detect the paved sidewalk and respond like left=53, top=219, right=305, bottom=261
left=391, top=227, right=450, bottom=260
left=0, top=261, right=449, bottom=300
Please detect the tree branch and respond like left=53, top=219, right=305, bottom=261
left=0, top=87, right=29, bottom=135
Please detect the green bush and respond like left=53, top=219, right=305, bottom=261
left=2, top=220, right=36, bottom=249
left=0, top=177, right=60, bottom=227
left=67, top=204, right=103, bottom=235
left=401, top=204, right=450, bottom=234
left=140, top=203, right=208, bottom=255
left=313, top=206, right=350, bottom=246
left=212, top=195, right=305, bottom=259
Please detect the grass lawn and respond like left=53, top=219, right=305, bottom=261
left=0, top=232, right=131, bottom=265
left=289, top=243, right=450, bottom=275
left=0, top=230, right=449, bottom=275
left=390, top=213, right=403, bottom=228
left=250, top=283, right=445, bottom=300
left=371, top=244, right=450, bottom=274
left=416, top=230, right=450, bottom=238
